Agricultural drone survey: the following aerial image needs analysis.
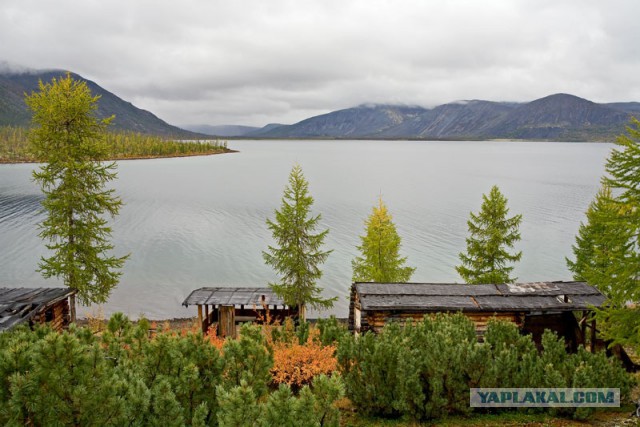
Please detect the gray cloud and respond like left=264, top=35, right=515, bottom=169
left=1, top=0, right=639, bottom=127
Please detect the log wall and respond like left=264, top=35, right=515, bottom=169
left=360, top=310, right=522, bottom=335
left=357, top=308, right=585, bottom=351
left=31, top=299, right=71, bottom=332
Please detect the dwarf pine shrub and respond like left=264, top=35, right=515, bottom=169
left=337, top=314, right=634, bottom=422
left=336, top=321, right=405, bottom=416
left=316, top=315, right=347, bottom=346
left=395, top=313, right=479, bottom=419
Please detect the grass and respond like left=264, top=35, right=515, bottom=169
left=340, top=406, right=637, bottom=426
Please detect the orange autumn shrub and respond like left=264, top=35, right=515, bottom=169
left=205, top=324, right=226, bottom=350
left=270, top=328, right=337, bottom=389
left=199, top=315, right=338, bottom=389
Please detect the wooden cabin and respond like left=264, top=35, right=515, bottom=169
left=0, top=287, right=76, bottom=332
left=348, top=281, right=606, bottom=351
left=182, top=287, right=298, bottom=338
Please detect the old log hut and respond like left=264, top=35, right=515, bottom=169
left=0, top=287, right=76, bottom=332
left=182, top=287, right=298, bottom=338
left=349, top=281, right=605, bottom=351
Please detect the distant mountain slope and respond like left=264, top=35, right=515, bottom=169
left=181, top=124, right=259, bottom=137
left=0, top=69, right=203, bottom=138
left=245, top=123, right=286, bottom=137
left=487, top=93, right=631, bottom=140
left=255, top=94, right=633, bottom=141
left=382, top=100, right=516, bottom=138
left=258, top=105, right=427, bottom=138
left=606, top=102, right=640, bottom=115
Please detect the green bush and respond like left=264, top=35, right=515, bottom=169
left=217, top=380, right=261, bottom=427
left=221, top=323, right=273, bottom=398
left=306, top=374, right=345, bottom=427
left=395, top=313, right=479, bottom=419
left=0, top=314, right=226, bottom=426
left=218, top=375, right=345, bottom=427
left=262, top=384, right=299, bottom=427
left=4, top=327, right=137, bottom=426
left=337, top=314, right=635, bottom=422
left=296, top=320, right=310, bottom=345
left=0, top=312, right=632, bottom=425
left=336, top=321, right=404, bottom=417
left=481, top=319, right=545, bottom=389
left=316, top=315, right=347, bottom=346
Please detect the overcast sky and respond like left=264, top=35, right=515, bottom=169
left=1, top=0, right=639, bottom=127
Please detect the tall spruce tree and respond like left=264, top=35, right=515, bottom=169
left=352, top=197, right=415, bottom=282
left=456, top=185, right=522, bottom=284
left=263, top=165, right=336, bottom=319
left=26, top=74, right=128, bottom=305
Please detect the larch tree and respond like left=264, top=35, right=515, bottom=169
left=456, top=185, right=522, bottom=284
left=599, top=117, right=640, bottom=307
left=566, top=185, right=635, bottom=300
left=26, top=73, right=128, bottom=305
left=352, top=197, right=415, bottom=283
left=263, top=165, right=336, bottom=320
left=569, top=118, right=640, bottom=348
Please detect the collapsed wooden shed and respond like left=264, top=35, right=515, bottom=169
left=0, top=287, right=76, bottom=332
left=182, top=287, right=298, bottom=337
left=349, top=281, right=606, bottom=351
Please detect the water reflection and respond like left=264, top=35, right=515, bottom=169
left=0, top=140, right=612, bottom=319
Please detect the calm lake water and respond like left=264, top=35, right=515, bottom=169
left=0, top=139, right=613, bottom=319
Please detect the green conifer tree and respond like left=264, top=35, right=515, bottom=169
left=599, top=117, right=640, bottom=305
left=567, top=186, right=613, bottom=282
left=261, top=384, right=298, bottom=427
left=569, top=119, right=640, bottom=348
left=216, top=381, right=260, bottom=427
left=191, top=402, right=209, bottom=427
left=6, top=331, right=132, bottom=426
left=221, top=324, right=273, bottom=399
left=26, top=74, right=128, bottom=305
left=352, top=197, right=415, bottom=282
left=147, top=379, right=185, bottom=427
left=263, top=164, right=336, bottom=319
left=456, top=185, right=522, bottom=284
left=566, top=185, right=635, bottom=300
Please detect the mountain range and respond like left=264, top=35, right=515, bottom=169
left=233, top=94, right=639, bottom=141
left=1, top=67, right=638, bottom=141
left=0, top=69, right=203, bottom=138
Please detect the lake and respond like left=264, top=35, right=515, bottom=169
left=0, top=139, right=613, bottom=319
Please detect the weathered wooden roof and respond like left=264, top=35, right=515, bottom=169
left=182, top=287, right=288, bottom=308
left=0, top=287, right=75, bottom=331
left=354, top=281, right=605, bottom=312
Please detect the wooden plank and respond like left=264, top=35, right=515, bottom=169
left=219, top=305, right=236, bottom=338
left=69, top=294, right=76, bottom=323
left=590, top=319, right=596, bottom=353
left=580, top=311, right=587, bottom=347
left=197, top=305, right=204, bottom=333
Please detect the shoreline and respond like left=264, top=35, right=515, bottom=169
left=0, top=148, right=237, bottom=165
left=75, top=316, right=199, bottom=331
